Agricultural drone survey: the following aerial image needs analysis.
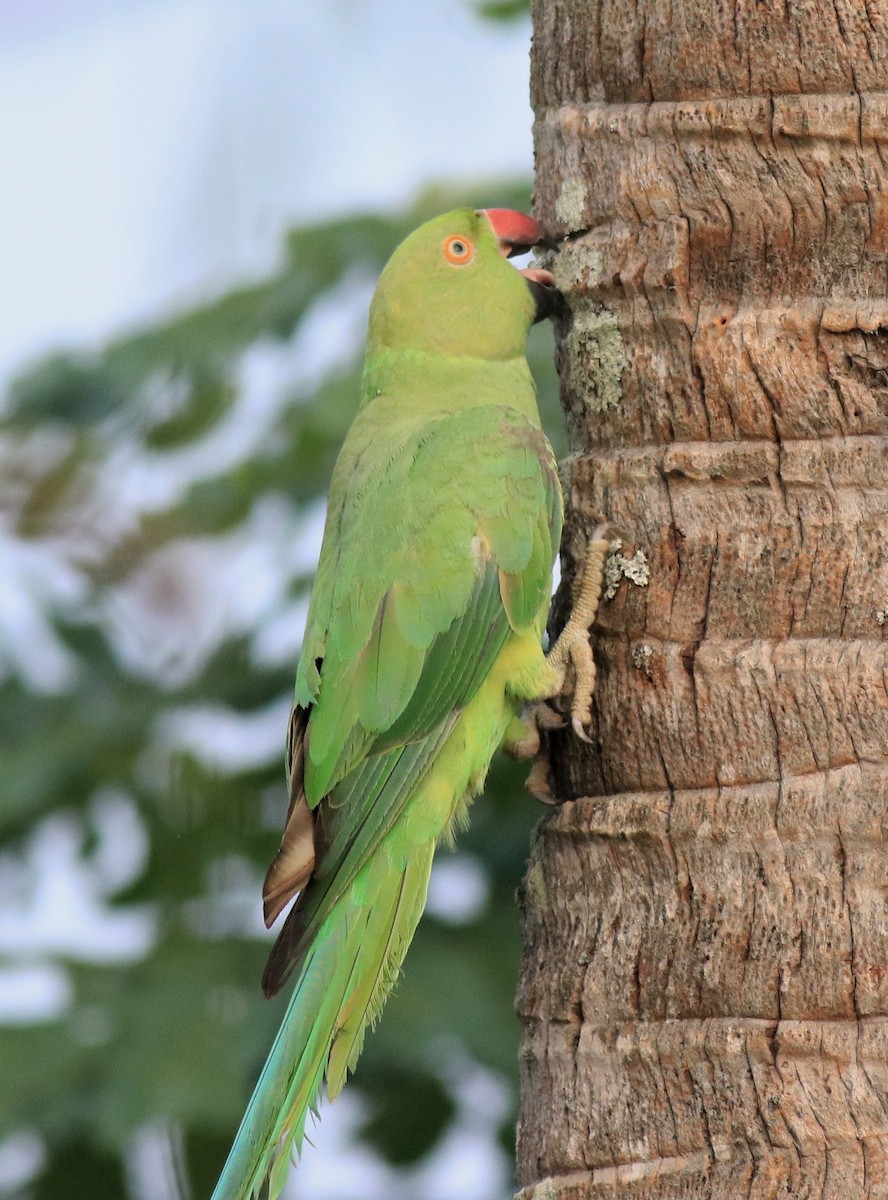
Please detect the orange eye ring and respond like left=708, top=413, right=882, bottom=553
left=443, top=234, right=474, bottom=265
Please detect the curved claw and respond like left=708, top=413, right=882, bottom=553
left=571, top=715, right=593, bottom=743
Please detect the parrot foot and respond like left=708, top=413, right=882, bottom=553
left=504, top=704, right=567, bottom=804
left=546, top=526, right=611, bottom=741
left=503, top=701, right=566, bottom=760
left=525, top=751, right=558, bottom=803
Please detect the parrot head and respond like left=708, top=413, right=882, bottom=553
left=367, top=208, right=558, bottom=362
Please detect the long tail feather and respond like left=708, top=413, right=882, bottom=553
left=214, top=651, right=521, bottom=1200
left=211, top=846, right=435, bottom=1200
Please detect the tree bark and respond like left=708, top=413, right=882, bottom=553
left=517, top=3, right=888, bottom=1198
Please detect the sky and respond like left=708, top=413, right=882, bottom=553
left=0, top=0, right=535, bottom=384
left=1, top=2, right=537, bottom=1196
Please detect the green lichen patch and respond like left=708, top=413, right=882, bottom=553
left=554, top=177, right=588, bottom=228
left=552, top=242, right=626, bottom=415
left=603, top=539, right=651, bottom=601
left=568, top=307, right=627, bottom=414
left=552, top=239, right=602, bottom=293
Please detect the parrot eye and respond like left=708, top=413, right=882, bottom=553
left=443, top=235, right=474, bottom=265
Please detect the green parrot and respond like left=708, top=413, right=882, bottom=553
left=212, top=207, right=608, bottom=1200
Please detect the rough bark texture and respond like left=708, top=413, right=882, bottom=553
left=517, top=3, right=888, bottom=1198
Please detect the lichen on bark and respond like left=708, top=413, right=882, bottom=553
left=601, top=539, right=650, bottom=601
left=554, top=178, right=588, bottom=227
left=553, top=241, right=627, bottom=416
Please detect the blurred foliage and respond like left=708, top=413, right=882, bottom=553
left=0, top=182, right=563, bottom=1198
left=475, top=0, right=531, bottom=22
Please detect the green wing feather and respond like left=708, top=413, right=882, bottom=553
left=262, top=403, right=561, bottom=992
left=261, top=715, right=457, bottom=995
left=299, top=402, right=561, bottom=801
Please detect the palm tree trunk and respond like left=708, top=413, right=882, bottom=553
left=518, top=2, right=888, bottom=1197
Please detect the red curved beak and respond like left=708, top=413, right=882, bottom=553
left=481, top=208, right=545, bottom=257
left=481, top=208, right=556, bottom=288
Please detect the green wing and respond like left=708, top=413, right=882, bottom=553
left=297, top=401, right=561, bottom=800
left=262, top=716, right=459, bottom=993
left=262, top=400, right=562, bottom=993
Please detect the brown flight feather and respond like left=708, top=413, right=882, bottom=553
left=262, top=704, right=316, bottom=928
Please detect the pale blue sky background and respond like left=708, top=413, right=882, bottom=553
left=1, top=2, right=538, bottom=1197
left=1, top=0, right=534, bottom=382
